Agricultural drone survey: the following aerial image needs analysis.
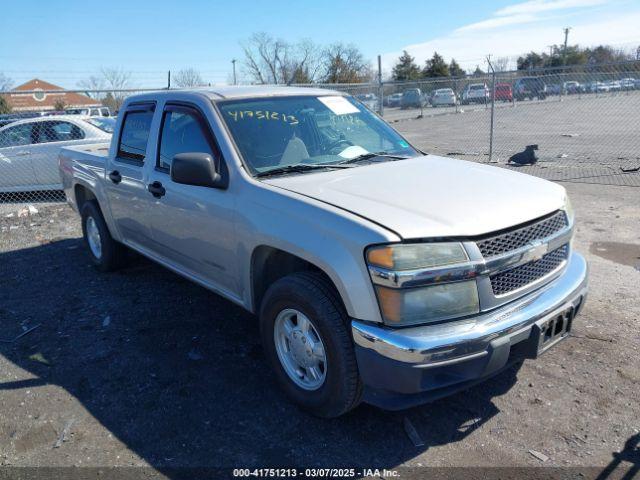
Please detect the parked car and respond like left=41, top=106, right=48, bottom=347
left=355, top=93, right=378, bottom=111
left=620, top=78, right=636, bottom=90
left=605, top=80, right=621, bottom=92
left=400, top=88, right=426, bottom=109
left=430, top=88, right=457, bottom=107
left=65, top=106, right=111, bottom=117
left=0, top=116, right=111, bottom=193
left=562, top=81, right=581, bottom=94
left=385, top=92, right=403, bottom=107
left=85, top=116, right=116, bottom=133
left=58, top=87, right=588, bottom=417
left=493, top=83, right=513, bottom=102
left=461, top=83, right=489, bottom=104
left=587, top=81, right=609, bottom=93
left=0, top=112, right=41, bottom=128
left=514, top=77, right=547, bottom=100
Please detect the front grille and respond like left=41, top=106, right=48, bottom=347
left=477, top=211, right=568, bottom=258
left=490, top=245, right=568, bottom=295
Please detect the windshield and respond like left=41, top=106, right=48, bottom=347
left=86, top=117, right=115, bottom=133
left=218, top=95, right=420, bottom=175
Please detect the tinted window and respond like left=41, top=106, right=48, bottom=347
left=34, top=121, right=85, bottom=143
left=0, top=123, right=32, bottom=147
left=158, top=109, right=214, bottom=170
left=117, top=110, right=154, bottom=162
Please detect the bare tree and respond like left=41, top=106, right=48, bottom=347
left=173, top=68, right=204, bottom=88
left=322, top=43, right=372, bottom=83
left=493, top=57, right=511, bottom=72
left=0, top=72, right=13, bottom=92
left=77, top=75, right=106, bottom=99
left=241, top=33, right=323, bottom=84
left=100, top=68, right=132, bottom=109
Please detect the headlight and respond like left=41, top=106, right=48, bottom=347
left=375, top=281, right=479, bottom=326
left=366, top=242, right=480, bottom=326
left=367, top=242, right=468, bottom=271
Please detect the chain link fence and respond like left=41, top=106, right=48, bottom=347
left=1, top=60, right=639, bottom=213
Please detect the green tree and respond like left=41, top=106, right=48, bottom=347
left=0, top=95, right=11, bottom=114
left=422, top=52, right=449, bottom=77
left=517, top=51, right=546, bottom=70
left=392, top=50, right=421, bottom=81
left=54, top=98, right=66, bottom=111
left=448, top=58, right=465, bottom=77
left=472, top=65, right=485, bottom=76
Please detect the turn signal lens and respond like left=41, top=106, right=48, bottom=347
left=367, top=243, right=468, bottom=271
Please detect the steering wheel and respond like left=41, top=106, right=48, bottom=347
left=326, top=138, right=354, bottom=154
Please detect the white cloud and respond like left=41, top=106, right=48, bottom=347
left=455, top=13, right=538, bottom=32
left=381, top=2, right=640, bottom=74
left=495, top=0, right=608, bottom=16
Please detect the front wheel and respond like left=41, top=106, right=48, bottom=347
left=259, top=272, right=362, bottom=417
left=80, top=201, right=127, bottom=272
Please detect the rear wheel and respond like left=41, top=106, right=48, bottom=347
left=259, top=271, right=362, bottom=417
left=80, top=201, right=127, bottom=272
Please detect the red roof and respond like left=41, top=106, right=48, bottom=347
left=2, top=78, right=101, bottom=111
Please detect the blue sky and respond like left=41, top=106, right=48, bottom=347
left=0, top=0, right=638, bottom=88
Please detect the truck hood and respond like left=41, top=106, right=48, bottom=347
left=264, top=155, right=566, bottom=239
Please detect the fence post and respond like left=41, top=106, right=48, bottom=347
left=377, top=55, right=384, bottom=117
left=487, top=57, right=496, bottom=163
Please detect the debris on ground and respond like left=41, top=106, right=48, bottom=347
left=528, top=449, right=549, bottom=462
left=446, top=151, right=481, bottom=156
left=28, top=352, right=51, bottom=366
left=0, top=324, right=41, bottom=343
left=102, top=316, right=111, bottom=327
left=558, top=154, right=569, bottom=158
left=54, top=419, right=75, bottom=448
left=403, top=417, right=425, bottom=447
left=620, top=166, right=640, bottom=173
left=561, top=133, right=580, bottom=137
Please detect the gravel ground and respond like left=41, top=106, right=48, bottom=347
left=1, top=181, right=639, bottom=477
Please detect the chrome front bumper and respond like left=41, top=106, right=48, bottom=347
left=352, top=251, right=588, bottom=408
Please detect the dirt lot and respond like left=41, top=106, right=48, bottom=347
left=1, top=179, right=639, bottom=477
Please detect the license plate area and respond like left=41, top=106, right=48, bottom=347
left=535, top=306, right=574, bottom=355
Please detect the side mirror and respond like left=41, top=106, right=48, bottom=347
left=171, top=152, right=223, bottom=188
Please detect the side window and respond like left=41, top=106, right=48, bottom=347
left=158, top=108, right=215, bottom=171
left=34, top=121, right=85, bottom=143
left=117, top=108, right=154, bottom=162
left=0, top=123, right=32, bottom=147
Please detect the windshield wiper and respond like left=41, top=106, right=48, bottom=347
left=255, top=163, right=352, bottom=178
left=336, top=151, right=411, bottom=165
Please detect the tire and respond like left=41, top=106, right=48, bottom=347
left=80, top=201, right=127, bottom=272
left=259, top=271, right=362, bottom=418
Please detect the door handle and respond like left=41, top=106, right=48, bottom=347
left=148, top=181, right=166, bottom=198
left=15, top=151, right=31, bottom=156
left=108, top=170, right=122, bottom=184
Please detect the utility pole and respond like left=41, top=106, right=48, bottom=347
left=547, top=45, right=554, bottom=58
left=636, top=46, right=640, bottom=61
left=167, top=70, right=171, bottom=89
left=231, top=59, right=237, bottom=85
left=377, top=55, right=384, bottom=117
left=562, top=27, right=571, bottom=65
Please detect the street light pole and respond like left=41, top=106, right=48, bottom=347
left=231, top=59, right=237, bottom=86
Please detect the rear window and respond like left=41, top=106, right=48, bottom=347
left=470, top=85, right=485, bottom=90
left=117, top=107, right=154, bottom=162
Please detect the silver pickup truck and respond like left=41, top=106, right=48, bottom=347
left=59, top=86, right=588, bottom=417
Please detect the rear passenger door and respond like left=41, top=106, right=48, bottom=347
left=104, top=102, right=156, bottom=250
left=145, top=102, right=239, bottom=298
left=30, top=120, right=87, bottom=187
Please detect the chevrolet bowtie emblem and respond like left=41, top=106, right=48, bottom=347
left=525, top=241, right=548, bottom=262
